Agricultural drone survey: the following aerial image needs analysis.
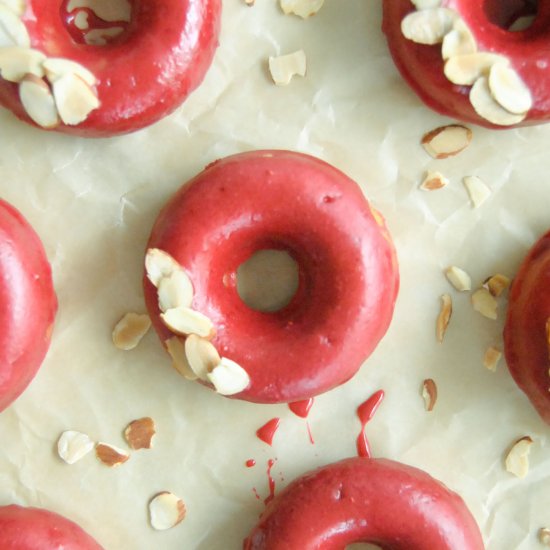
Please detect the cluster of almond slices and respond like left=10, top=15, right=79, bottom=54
left=145, top=248, right=251, bottom=396
left=0, top=0, right=99, bottom=128
left=401, top=0, right=533, bottom=126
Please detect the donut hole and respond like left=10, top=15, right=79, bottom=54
left=483, top=0, right=538, bottom=31
left=236, top=249, right=299, bottom=313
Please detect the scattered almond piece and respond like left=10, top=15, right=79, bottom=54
left=57, top=431, right=94, bottom=465
left=0, top=5, right=30, bottom=47
left=483, top=274, right=510, bottom=297
left=0, top=47, right=46, bottom=82
left=488, top=62, right=532, bottom=115
left=420, top=171, right=449, bottom=191
left=444, top=52, right=507, bottom=86
left=19, top=74, right=60, bottom=129
left=445, top=266, right=471, bottom=292
left=504, top=436, right=533, bottom=478
left=268, top=50, right=306, bottom=86
left=95, top=442, right=130, bottom=467
left=244, top=0, right=254, bottom=4
left=161, top=307, right=215, bottom=339
left=422, top=379, right=437, bottom=411
left=157, top=270, right=194, bottom=312
left=52, top=72, right=99, bottom=125
left=124, top=417, right=156, bottom=450
left=280, top=0, right=324, bottom=18
left=207, top=357, right=250, bottom=395
left=165, top=336, right=197, bottom=380
left=436, top=294, right=452, bottom=343
left=43, top=57, right=97, bottom=87
left=145, top=248, right=185, bottom=288
left=411, top=0, right=441, bottom=8
left=483, top=346, right=502, bottom=372
left=463, top=175, right=491, bottom=208
left=471, top=288, right=498, bottom=320
left=539, top=528, right=550, bottom=546
left=184, top=333, right=221, bottom=381
left=421, top=124, right=472, bottom=159
left=149, top=492, right=186, bottom=531
left=401, top=8, right=457, bottom=45
left=441, top=18, right=476, bottom=60
left=112, top=312, right=151, bottom=350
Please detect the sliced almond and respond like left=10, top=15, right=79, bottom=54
left=43, top=57, right=97, bottom=86
left=436, top=294, right=452, bottom=343
left=0, top=0, right=25, bottom=17
left=157, top=270, right=193, bottom=312
left=488, top=62, right=532, bottom=115
left=207, top=357, right=250, bottom=396
left=0, top=5, right=30, bottom=47
left=279, top=0, right=324, bottom=18
left=483, top=346, right=502, bottom=372
left=421, top=124, right=472, bottom=159
left=539, top=528, right=550, bottom=546
left=441, top=18, right=477, bottom=60
left=470, top=76, right=526, bottom=126
left=67, top=0, right=131, bottom=22
left=95, top=442, right=130, bottom=467
left=444, top=52, right=507, bottom=86
left=420, top=171, right=449, bottom=191
left=422, top=378, right=437, bottom=411
left=124, top=417, right=156, bottom=450
left=57, top=430, right=94, bottom=465
left=165, top=336, right=197, bottom=380
left=149, top=492, right=186, bottom=530
left=463, top=175, right=491, bottom=208
left=401, top=8, right=457, bottom=45
left=161, top=307, right=215, bottom=339
left=471, top=288, right=498, bottom=320
left=504, top=436, right=533, bottom=478
left=0, top=47, right=46, bottom=82
left=52, top=72, right=99, bottom=125
left=445, top=266, right=471, bottom=292
left=19, top=74, right=60, bottom=129
left=84, top=27, right=124, bottom=46
left=411, top=0, right=441, bottom=8
left=112, top=312, right=151, bottom=350
left=483, top=274, right=510, bottom=297
left=268, top=50, right=306, bottom=86
left=244, top=0, right=255, bottom=4
left=184, top=333, right=221, bottom=381
left=145, top=248, right=186, bottom=288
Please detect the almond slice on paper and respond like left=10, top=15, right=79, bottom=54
left=57, top=430, right=94, bottom=465
left=504, top=436, right=533, bottom=478
left=0, top=5, right=30, bottom=47
left=422, top=379, right=437, bottom=411
left=67, top=0, right=131, bottom=22
left=0, top=47, right=46, bottom=82
left=442, top=18, right=477, bottom=60
left=0, top=0, right=25, bottom=17
left=19, top=75, right=60, bottom=129
left=157, top=270, right=194, bottom=312
left=471, top=288, right=498, bottom=320
left=463, top=175, right=491, bottom=208
left=445, top=266, right=471, bottom=292
left=436, top=294, right=452, bottom=343
left=421, top=124, right=472, bottom=159
left=279, top=0, right=324, bottom=18
left=112, top=312, right=151, bottom=350
left=539, top=528, right=550, bottom=546
left=444, top=52, right=507, bottom=86
left=483, top=274, right=510, bottom=297
left=124, top=417, right=156, bottom=450
left=95, top=442, right=130, bottom=467
left=269, top=50, right=306, bottom=86
left=52, top=72, right=99, bottom=125
left=184, top=333, right=221, bottom=381
left=488, top=62, right=532, bottom=115
left=161, top=307, right=215, bottom=339
left=43, top=57, right=97, bottom=86
left=149, top=492, right=186, bottom=530
left=483, top=346, right=501, bottom=372
left=401, top=8, right=457, bottom=45
left=207, top=357, right=250, bottom=395
left=165, top=336, right=197, bottom=380
left=420, top=171, right=449, bottom=191
left=145, top=248, right=186, bottom=288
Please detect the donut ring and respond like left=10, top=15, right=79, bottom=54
left=383, top=1, right=547, bottom=128
left=0, top=199, right=57, bottom=413
left=0, top=505, right=103, bottom=549
left=504, top=230, right=550, bottom=423
left=243, top=457, right=485, bottom=550
left=0, top=0, right=221, bottom=136
left=144, top=151, right=399, bottom=404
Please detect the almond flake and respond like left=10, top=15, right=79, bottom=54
left=112, top=312, right=151, bottom=350
left=442, top=18, right=477, bottom=60
left=504, top=436, right=533, bottom=478
left=539, top=528, right=550, bottom=546
left=444, top=52, right=507, bottom=86
left=436, top=294, right=452, bottom=343
left=165, top=336, right=197, bottom=380
left=422, top=379, right=437, bottom=411
left=124, top=417, right=156, bottom=450
left=401, top=8, right=457, bottom=45
left=445, top=266, right=471, bottom=292
left=161, top=307, right=215, bottom=339
left=244, top=0, right=255, bottom=4
left=0, top=47, right=46, bottom=82
left=149, top=492, right=186, bottom=530
left=67, top=0, right=131, bottom=22
left=157, top=270, right=193, bottom=312
left=184, top=333, right=221, bottom=381
left=43, top=57, right=97, bottom=87
left=471, top=288, right=497, bottom=320
left=463, top=175, right=491, bottom=208
left=207, top=357, right=250, bottom=395
left=279, top=0, right=324, bottom=18
left=57, top=430, right=94, bottom=465
left=0, top=5, right=30, bottom=47
left=95, top=442, right=130, bottom=467
left=421, top=124, right=472, bottom=159
left=52, top=72, right=99, bottom=125
left=19, top=75, right=60, bottom=129
left=145, top=248, right=186, bottom=288
left=420, top=171, right=449, bottom=191
left=488, top=62, right=532, bottom=115
left=411, top=0, right=441, bottom=8
left=483, top=274, right=510, bottom=297
left=269, top=50, right=306, bottom=86
left=483, top=346, right=501, bottom=372
left=0, top=0, right=25, bottom=17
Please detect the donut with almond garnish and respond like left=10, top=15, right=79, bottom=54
left=143, top=150, right=399, bottom=404
left=0, top=0, right=221, bottom=136
left=383, top=0, right=547, bottom=128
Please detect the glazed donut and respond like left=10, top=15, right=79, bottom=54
left=0, top=199, right=56, bottom=413
left=0, top=0, right=221, bottom=136
left=383, top=1, right=547, bottom=128
left=144, top=150, right=399, bottom=404
left=0, top=505, right=103, bottom=549
left=504, top=230, right=550, bottom=424
left=243, top=457, right=484, bottom=550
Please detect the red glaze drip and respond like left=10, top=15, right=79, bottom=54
left=246, top=459, right=256, bottom=468
left=306, top=422, right=315, bottom=445
left=288, top=398, right=314, bottom=418
left=256, top=418, right=281, bottom=446
left=356, top=390, right=385, bottom=458
left=264, top=459, right=277, bottom=506
left=252, top=488, right=261, bottom=501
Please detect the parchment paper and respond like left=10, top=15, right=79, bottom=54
left=1, top=1, right=549, bottom=548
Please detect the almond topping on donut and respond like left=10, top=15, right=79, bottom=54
left=488, top=62, right=532, bottom=115
left=483, top=346, right=502, bottom=372
left=279, top=0, right=324, bottom=18
left=207, top=358, right=250, bottom=395
left=421, top=125, right=472, bottom=159
left=444, top=52, right=507, bottom=86
left=19, top=75, right=60, bottom=129
left=244, top=0, right=255, bottom=5
left=269, top=50, right=307, bottom=86
left=504, top=436, right=533, bottom=478
left=57, top=430, right=95, bottom=465
left=411, top=0, right=442, bottom=8
left=95, top=443, right=130, bottom=467
left=445, top=266, right=471, bottom=292
left=161, top=307, right=215, bottom=339
left=419, top=171, right=449, bottom=191
left=149, top=492, right=186, bottom=531
left=471, top=288, right=498, bottom=320
left=0, top=5, right=30, bottom=47
left=441, top=18, right=477, bottom=60
left=0, top=47, right=46, bottom=82
left=0, top=0, right=25, bottom=17
left=422, top=379, right=437, bottom=411
left=483, top=274, right=510, bottom=297
left=145, top=248, right=187, bottom=288
left=112, top=312, right=151, bottom=350
left=463, top=175, right=491, bottom=208
left=539, top=528, right=550, bottom=546
left=184, top=334, right=221, bottom=381
left=157, top=270, right=194, bottom=312
left=52, top=72, right=100, bottom=125
left=436, top=294, right=452, bottom=343
left=165, top=336, right=197, bottom=380
left=124, top=417, right=156, bottom=450
left=401, top=8, right=457, bottom=45
left=43, top=58, right=97, bottom=87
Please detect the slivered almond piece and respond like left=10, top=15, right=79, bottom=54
left=436, top=294, right=452, bottom=343
left=421, top=124, right=472, bottom=159
left=0, top=0, right=25, bottom=17
left=244, top=0, right=255, bottom=4
left=422, top=379, right=437, bottom=411
left=149, top=492, right=186, bottom=530
left=112, top=312, right=151, bottom=350
left=444, top=52, right=506, bottom=86
left=280, top=0, right=324, bottom=18
left=57, top=431, right=94, bottom=465
left=269, top=50, right=306, bottom=86
left=184, top=333, right=221, bottom=381
left=52, top=72, right=99, bottom=125
left=161, top=307, right=215, bottom=339
left=43, top=57, right=97, bottom=86
left=411, top=0, right=441, bottom=8
left=19, top=75, right=60, bottom=129
left=504, top=436, right=533, bottom=478
left=0, top=5, right=30, bottom=47
left=471, top=288, right=498, bottom=320
left=489, top=62, right=532, bottom=115
left=0, top=47, right=46, bottom=82
left=165, top=336, right=197, bottom=380
left=145, top=248, right=185, bottom=288
left=207, top=357, right=250, bottom=395
left=401, top=8, right=457, bottom=45
left=85, top=27, right=124, bottom=46
left=67, top=0, right=131, bottom=22
left=445, top=266, right=471, bottom=292
left=539, top=528, right=550, bottom=546
left=95, top=442, right=130, bottom=467
left=463, top=175, right=490, bottom=208
left=420, top=171, right=449, bottom=191
left=483, top=346, right=501, bottom=372
left=157, top=270, right=193, bottom=312
left=442, top=18, right=477, bottom=60
left=124, top=417, right=156, bottom=450
left=483, top=274, right=510, bottom=297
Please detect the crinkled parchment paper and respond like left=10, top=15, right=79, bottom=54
left=1, top=1, right=550, bottom=548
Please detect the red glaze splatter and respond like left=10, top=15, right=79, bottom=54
left=288, top=398, right=314, bottom=418
left=264, top=459, right=277, bottom=506
left=356, top=389, right=385, bottom=458
left=252, top=488, right=261, bottom=501
left=246, top=459, right=256, bottom=468
left=256, top=418, right=281, bottom=446
left=306, top=423, right=315, bottom=445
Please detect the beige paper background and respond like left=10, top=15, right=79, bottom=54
left=1, top=1, right=550, bottom=548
